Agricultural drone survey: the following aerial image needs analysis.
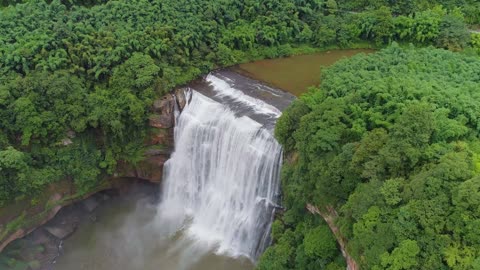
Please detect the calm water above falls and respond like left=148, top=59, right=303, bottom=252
left=54, top=71, right=295, bottom=270
left=235, top=49, right=374, bottom=96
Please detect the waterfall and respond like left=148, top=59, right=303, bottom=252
left=156, top=75, right=285, bottom=263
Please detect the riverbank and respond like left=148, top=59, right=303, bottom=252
left=1, top=180, right=159, bottom=270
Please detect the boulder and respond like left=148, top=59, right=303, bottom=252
left=30, top=228, right=52, bottom=246
left=82, top=196, right=100, bottom=212
left=102, top=194, right=110, bottom=201
left=44, top=224, right=76, bottom=240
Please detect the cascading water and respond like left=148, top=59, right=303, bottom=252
left=156, top=72, right=291, bottom=265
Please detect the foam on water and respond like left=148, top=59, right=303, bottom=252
left=206, top=74, right=282, bottom=117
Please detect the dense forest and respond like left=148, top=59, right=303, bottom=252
left=1, top=0, right=480, bottom=269
left=258, top=45, right=480, bottom=269
left=1, top=0, right=479, bottom=207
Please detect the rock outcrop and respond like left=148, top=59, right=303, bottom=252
left=175, top=88, right=187, bottom=110
left=123, top=90, right=186, bottom=183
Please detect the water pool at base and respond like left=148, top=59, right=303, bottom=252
left=53, top=187, right=254, bottom=270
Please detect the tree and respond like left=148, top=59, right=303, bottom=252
left=0, top=147, right=28, bottom=203
left=381, top=178, right=404, bottom=206
left=413, top=6, right=445, bottom=43
left=380, top=240, right=420, bottom=270
left=325, top=0, right=338, bottom=15
left=471, top=33, right=480, bottom=55
left=275, top=99, right=311, bottom=152
left=436, top=14, right=470, bottom=51
left=303, top=225, right=337, bottom=260
left=371, top=6, right=395, bottom=44
left=269, top=46, right=480, bottom=269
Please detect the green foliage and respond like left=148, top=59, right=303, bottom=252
left=0, top=0, right=478, bottom=252
left=471, top=33, right=480, bottom=55
left=275, top=99, right=311, bottom=152
left=380, top=178, right=404, bottom=206
left=269, top=45, right=480, bottom=269
left=336, top=0, right=480, bottom=24
left=0, top=147, right=28, bottom=203
left=380, top=240, right=420, bottom=270
left=0, top=239, right=44, bottom=270
left=436, top=14, right=471, bottom=50
left=257, top=229, right=295, bottom=270
left=258, top=212, right=345, bottom=270
left=0, top=0, right=469, bottom=206
left=303, top=225, right=337, bottom=260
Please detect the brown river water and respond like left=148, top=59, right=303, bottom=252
left=235, top=49, right=374, bottom=96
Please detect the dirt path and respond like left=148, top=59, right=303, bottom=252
left=307, top=203, right=359, bottom=270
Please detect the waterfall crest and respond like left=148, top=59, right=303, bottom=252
left=157, top=76, right=285, bottom=262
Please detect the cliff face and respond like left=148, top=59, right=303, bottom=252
left=129, top=89, right=187, bottom=182
left=120, top=92, right=179, bottom=183
left=0, top=90, right=186, bottom=252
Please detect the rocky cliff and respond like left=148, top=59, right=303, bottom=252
left=119, top=90, right=183, bottom=182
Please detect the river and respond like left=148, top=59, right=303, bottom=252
left=235, top=49, right=374, bottom=96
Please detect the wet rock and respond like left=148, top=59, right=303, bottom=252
left=133, top=155, right=168, bottom=183
left=149, top=114, right=173, bottom=129
left=153, top=98, right=173, bottom=115
left=102, top=194, right=110, bottom=201
left=151, top=94, right=176, bottom=129
left=44, top=224, right=76, bottom=240
left=150, top=129, right=174, bottom=146
left=175, top=89, right=187, bottom=110
left=30, top=228, right=52, bottom=246
left=82, top=196, right=99, bottom=212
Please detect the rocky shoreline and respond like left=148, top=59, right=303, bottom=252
left=4, top=181, right=159, bottom=270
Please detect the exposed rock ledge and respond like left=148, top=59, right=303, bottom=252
left=122, top=89, right=186, bottom=183
left=0, top=89, right=186, bottom=253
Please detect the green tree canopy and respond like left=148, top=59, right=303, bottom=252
left=267, top=45, right=480, bottom=269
